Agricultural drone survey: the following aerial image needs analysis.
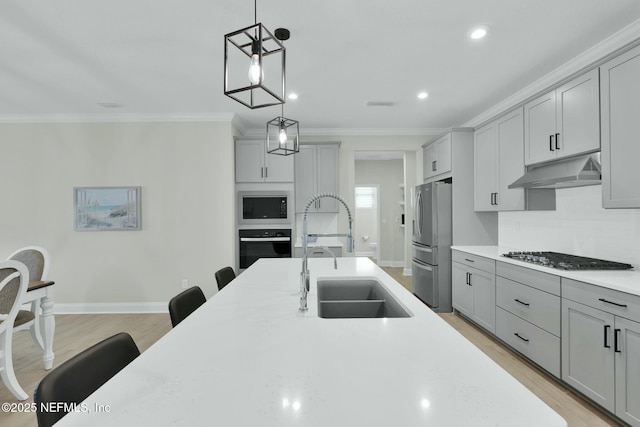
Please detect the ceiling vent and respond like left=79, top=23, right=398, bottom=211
left=366, top=100, right=395, bottom=107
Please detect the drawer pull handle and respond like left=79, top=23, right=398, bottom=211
left=514, top=333, right=529, bottom=342
left=614, top=328, right=621, bottom=353
left=514, top=298, right=530, bottom=307
left=604, top=325, right=611, bottom=348
left=464, top=258, right=475, bottom=263
left=598, top=298, right=628, bottom=308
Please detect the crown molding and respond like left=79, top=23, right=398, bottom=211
left=463, top=18, right=640, bottom=128
left=242, top=127, right=447, bottom=137
left=0, top=113, right=236, bottom=124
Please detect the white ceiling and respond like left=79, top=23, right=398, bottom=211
left=3, top=1, right=640, bottom=134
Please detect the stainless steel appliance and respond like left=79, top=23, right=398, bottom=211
left=238, top=191, right=290, bottom=225
left=412, top=181, right=452, bottom=312
left=502, top=251, right=633, bottom=270
left=239, top=229, right=292, bottom=270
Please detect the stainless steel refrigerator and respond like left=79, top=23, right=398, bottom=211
left=411, top=181, right=452, bottom=312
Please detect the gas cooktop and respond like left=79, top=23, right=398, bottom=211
left=501, top=251, right=633, bottom=271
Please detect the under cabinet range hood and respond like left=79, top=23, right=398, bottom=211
left=508, top=154, right=602, bottom=190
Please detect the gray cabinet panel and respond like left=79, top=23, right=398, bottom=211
left=294, top=143, right=339, bottom=213
left=496, top=276, right=560, bottom=336
left=496, top=261, right=560, bottom=296
left=615, top=316, right=640, bottom=426
left=601, top=44, right=640, bottom=208
left=562, top=299, right=616, bottom=412
left=496, top=307, right=560, bottom=378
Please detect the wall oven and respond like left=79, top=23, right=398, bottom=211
left=238, top=191, right=290, bottom=225
left=239, top=229, right=292, bottom=270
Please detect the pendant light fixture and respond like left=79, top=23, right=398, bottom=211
left=266, top=103, right=299, bottom=156
left=224, top=0, right=286, bottom=109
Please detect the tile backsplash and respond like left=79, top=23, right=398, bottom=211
left=499, top=185, right=640, bottom=268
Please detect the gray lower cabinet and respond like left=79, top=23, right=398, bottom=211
left=495, top=262, right=561, bottom=378
left=452, top=251, right=496, bottom=333
left=562, top=278, right=640, bottom=426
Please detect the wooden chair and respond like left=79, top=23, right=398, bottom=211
left=0, top=260, right=31, bottom=400
left=168, top=286, right=206, bottom=327
left=215, top=266, right=236, bottom=291
left=8, top=246, right=50, bottom=347
left=34, top=332, right=140, bottom=427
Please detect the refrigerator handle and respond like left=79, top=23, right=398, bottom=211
left=416, top=190, right=423, bottom=238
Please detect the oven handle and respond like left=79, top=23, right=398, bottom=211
left=240, top=237, right=291, bottom=242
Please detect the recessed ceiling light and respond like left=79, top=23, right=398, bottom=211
left=288, top=93, right=298, bottom=100
left=469, top=25, right=490, bottom=40
left=417, top=92, right=428, bottom=100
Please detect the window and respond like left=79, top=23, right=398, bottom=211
left=355, top=187, right=376, bottom=208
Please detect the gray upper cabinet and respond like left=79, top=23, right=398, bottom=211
left=235, top=139, right=294, bottom=183
left=423, top=133, right=452, bottom=181
left=524, top=68, right=600, bottom=166
left=601, top=44, right=640, bottom=208
left=295, top=143, right=339, bottom=213
left=474, top=107, right=525, bottom=211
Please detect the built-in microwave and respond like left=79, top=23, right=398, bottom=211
left=238, top=191, right=291, bottom=225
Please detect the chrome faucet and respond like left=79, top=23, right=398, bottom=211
left=300, top=193, right=354, bottom=312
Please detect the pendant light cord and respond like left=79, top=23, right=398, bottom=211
left=254, top=0, right=257, bottom=25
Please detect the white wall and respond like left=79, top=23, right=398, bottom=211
left=0, top=120, right=236, bottom=309
left=499, top=185, right=640, bottom=268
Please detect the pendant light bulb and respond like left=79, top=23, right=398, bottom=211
left=248, top=39, right=263, bottom=84
left=278, top=122, right=287, bottom=145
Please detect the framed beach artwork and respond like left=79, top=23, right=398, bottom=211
left=74, top=187, right=141, bottom=231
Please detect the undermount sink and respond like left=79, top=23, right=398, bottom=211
left=317, top=278, right=412, bottom=319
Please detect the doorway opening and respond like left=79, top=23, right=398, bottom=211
left=354, top=185, right=380, bottom=261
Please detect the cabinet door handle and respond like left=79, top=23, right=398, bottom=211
left=467, top=272, right=472, bottom=286
left=265, top=167, right=268, bottom=178
left=514, top=298, right=530, bottom=307
left=598, top=298, right=628, bottom=308
left=549, top=135, right=555, bottom=151
left=261, top=167, right=264, bottom=178
left=555, top=133, right=560, bottom=150
left=514, top=333, right=529, bottom=342
left=432, top=160, right=436, bottom=172
left=614, top=328, right=621, bottom=353
left=604, top=325, right=611, bottom=348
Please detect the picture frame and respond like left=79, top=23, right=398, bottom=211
left=74, top=186, right=141, bottom=231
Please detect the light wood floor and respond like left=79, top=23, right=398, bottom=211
left=1, top=313, right=172, bottom=427
left=1, top=270, right=625, bottom=426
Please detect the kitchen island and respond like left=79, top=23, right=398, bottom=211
left=55, top=257, right=565, bottom=426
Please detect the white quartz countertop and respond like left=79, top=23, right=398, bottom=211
left=452, top=245, right=640, bottom=297
left=55, top=257, right=565, bottom=427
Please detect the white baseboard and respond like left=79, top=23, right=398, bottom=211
left=403, top=267, right=412, bottom=276
left=54, top=302, right=168, bottom=314
left=377, top=260, right=404, bottom=268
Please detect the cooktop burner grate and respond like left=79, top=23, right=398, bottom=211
left=501, top=251, right=633, bottom=270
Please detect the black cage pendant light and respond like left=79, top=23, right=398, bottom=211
left=224, top=0, right=286, bottom=109
left=266, top=104, right=299, bottom=156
